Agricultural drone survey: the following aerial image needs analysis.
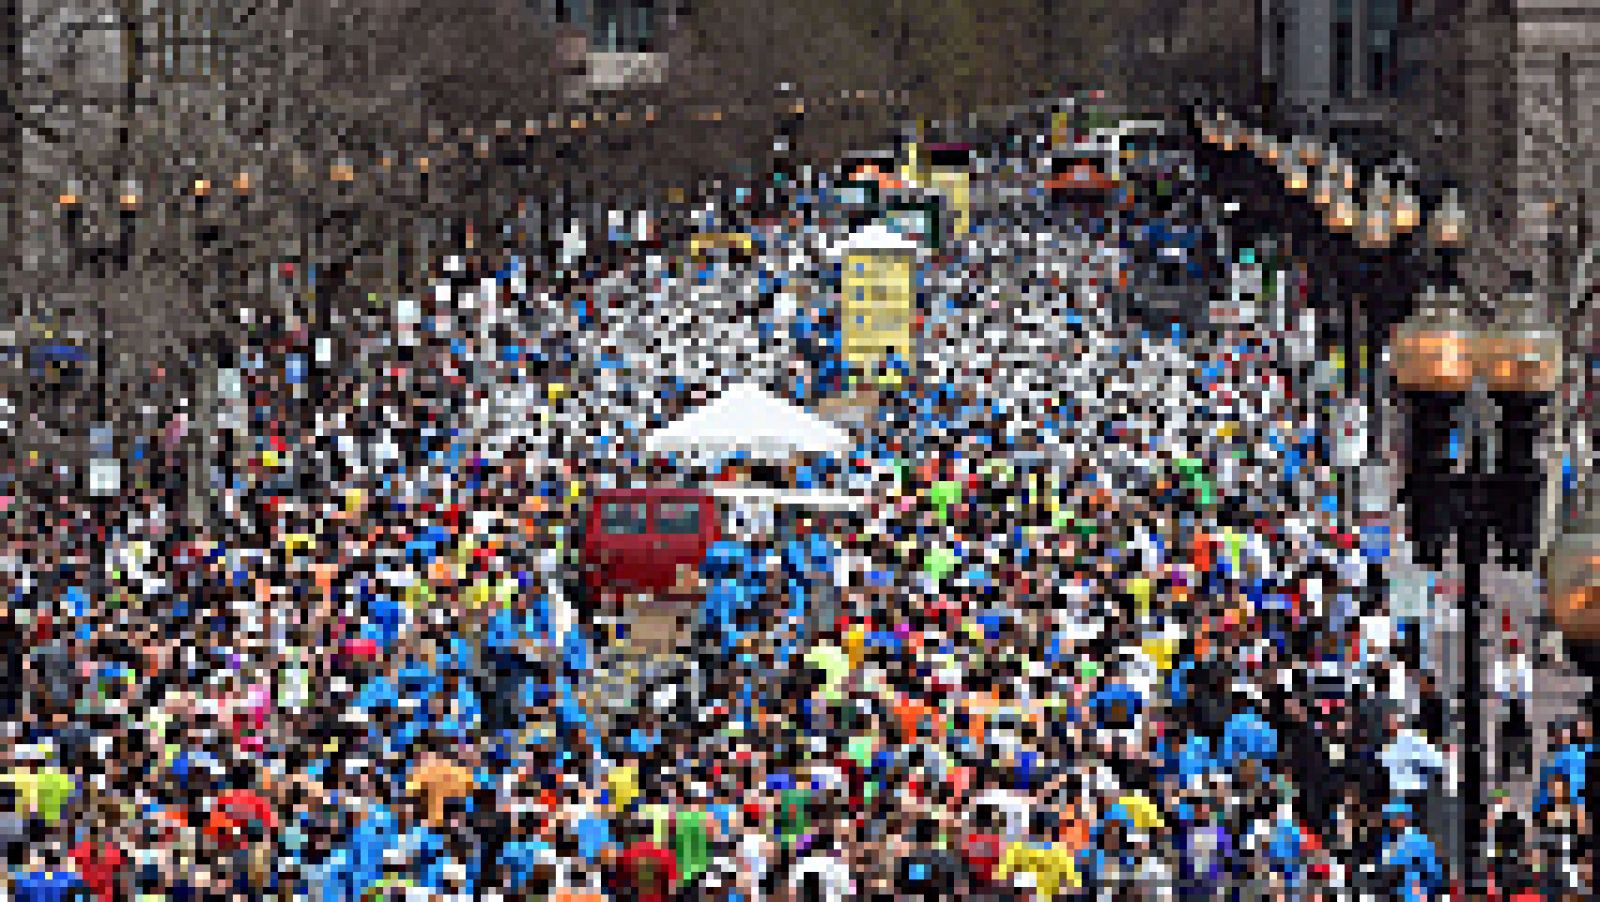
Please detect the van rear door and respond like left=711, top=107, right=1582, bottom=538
left=590, top=495, right=653, bottom=594
left=649, top=497, right=709, bottom=592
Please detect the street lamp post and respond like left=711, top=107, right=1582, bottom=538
left=1392, top=276, right=1562, bottom=896
left=1543, top=237, right=1600, bottom=892
left=1323, top=185, right=1362, bottom=519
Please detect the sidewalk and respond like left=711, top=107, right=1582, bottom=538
left=1369, top=414, right=1591, bottom=860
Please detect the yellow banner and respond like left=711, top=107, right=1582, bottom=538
left=842, top=252, right=914, bottom=364
left=927, top=169, right=970, bottom=236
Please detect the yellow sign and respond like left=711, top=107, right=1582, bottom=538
left=842, top=251, right=913, bottom=365
left=927, top=169, right=970, bottom=236
left=1052, top=111, right=1072, bottom=148
left=902, top=141, right=921, bottom=188
left=689, top=233, right=755, bottom=261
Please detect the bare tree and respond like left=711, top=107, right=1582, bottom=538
left=5, top=0, right=570, bottom=501
left=6, top=0, right=1253, bottom=503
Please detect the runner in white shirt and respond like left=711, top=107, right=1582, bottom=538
left=738, top=821, right=771, bottom=902
left=788, top=849, right=855, bottom=902
left=1494, top=636, right=1535, bottom=779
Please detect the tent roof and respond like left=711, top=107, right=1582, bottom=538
left=831, top=223, right=920, bottom=257
left=707, top=487, right=872, bottom=510
left=645, top=383, right=852, bottom=460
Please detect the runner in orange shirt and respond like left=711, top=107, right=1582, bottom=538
left=407, top=755, right=475, bottom=827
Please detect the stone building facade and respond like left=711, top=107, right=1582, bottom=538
left=1259, top=0, right=1599, bottom=317
left=530, top=1, right=686, bottom=93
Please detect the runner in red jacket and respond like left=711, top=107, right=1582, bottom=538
left=612, top=821, right=679, bottom=902
left=69, top=840, right=127, bottom=902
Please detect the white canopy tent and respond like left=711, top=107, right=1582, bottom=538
left=827, top=222, right=921, bottom=260
left=644, top=382, right=853, bottom=460
left=706, top=487, right=874, bottom=510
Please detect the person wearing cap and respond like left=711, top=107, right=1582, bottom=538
left=436, top=857, right=473, bottom=902
left=1378, top=802, right=1443, bottom=900
left=566, top=783, right=613, bottom=868
left=1076, top=804, right=1138, bottom=893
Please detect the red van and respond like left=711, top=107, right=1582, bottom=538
left=581, top=488, right=721, bottom=602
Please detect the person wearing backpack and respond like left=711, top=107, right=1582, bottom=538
left=894, top=817, right=967, bottom=900
left=786, top=830, right=854, bottom=902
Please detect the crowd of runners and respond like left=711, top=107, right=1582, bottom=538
left=1, top=118, right=1592, bottom=900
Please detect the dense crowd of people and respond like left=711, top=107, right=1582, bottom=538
left=1, top=121, right=1592, bottom=901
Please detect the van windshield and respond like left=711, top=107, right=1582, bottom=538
left=601, top=501, right=650, bottom=535
left=656, top=501, right=701, bottom=535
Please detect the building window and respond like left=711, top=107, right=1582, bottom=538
left=159, top=1, right=229, bottom=80
left=1274, top=17, right=1287, bottom=90
left=1366, top=0, right=1399, bottom=95
left=562, top=1, right=658, bottom=53
left=1333, top=22, right=1352, bottom=99
left=555, top=1, right=592, bottom=32
left=1368, top=35, right=1392, bottom=95
left=595, top=1, right=657, bottom=53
